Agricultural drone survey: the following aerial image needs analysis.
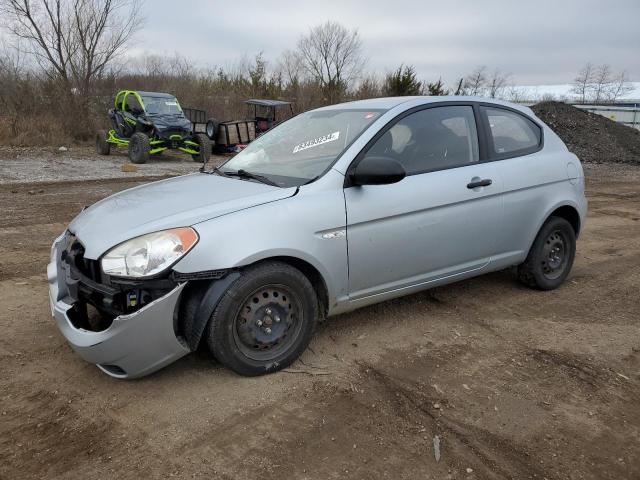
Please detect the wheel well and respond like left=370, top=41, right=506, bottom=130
left=252, top=256, right=329, bottom=320
left=550, top=205, right=581, bottom=235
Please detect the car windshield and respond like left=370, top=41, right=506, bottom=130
left=219, top=108, right=385, bottom=187
left=142, top=95, right=183, bottom=115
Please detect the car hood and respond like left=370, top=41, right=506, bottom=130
left=69, top=173, right=297, bottom=258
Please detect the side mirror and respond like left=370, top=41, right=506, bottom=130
left=350, top=156, right=406, bottom=186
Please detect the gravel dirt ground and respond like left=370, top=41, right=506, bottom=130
left=0, top=146, right=227, bottom=184
left=0, top=163, right=639, bottom=480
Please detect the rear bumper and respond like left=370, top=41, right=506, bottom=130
left=47, top=234, right=190, bottom=379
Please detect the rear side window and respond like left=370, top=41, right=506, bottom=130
left=481, top=107, right=541, bottom=157
left=364, top=105, right=479, bottom=175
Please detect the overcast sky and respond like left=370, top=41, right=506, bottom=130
left=130, top=0, right=638, bottom=86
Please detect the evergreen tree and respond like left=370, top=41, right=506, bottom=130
left=383, top=64, right=423, bottom=96
left=426, top=78, right=448, bottom=96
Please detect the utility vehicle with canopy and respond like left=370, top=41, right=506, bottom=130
left=245, top=99, right=294, bottom=134
left=96, top=90, right=210, bottom=164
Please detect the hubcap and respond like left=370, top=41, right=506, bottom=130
left=233, top=284, right=302, bottom=361
left=541, top=230, right=568, bottom=280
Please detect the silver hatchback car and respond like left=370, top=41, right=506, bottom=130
left=48, top=96, right=587, bottom=379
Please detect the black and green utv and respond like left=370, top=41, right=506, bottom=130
left=96, top=90, right=210, bottom=164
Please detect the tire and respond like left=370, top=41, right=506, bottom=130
left=206, top=261, right=318, bottom=376
left=96, top=130, right=110, bottom=155
left=191, top=133, right=211, bottom=163
left=205, top=118, right=219, bottom=141
left=128, top=132, right=150, bottom=164
left=517, top=216, right=576, bottom=290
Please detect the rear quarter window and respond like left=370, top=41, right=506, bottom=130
left=481, top=107, right=542, bottom=158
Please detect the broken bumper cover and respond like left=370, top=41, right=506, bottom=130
left=47, top=234, right=191, bottom=379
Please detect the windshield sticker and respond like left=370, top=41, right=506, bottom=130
left=293, top=131, right=340, bottom=153
left=165, top=101, right=178, bottom=106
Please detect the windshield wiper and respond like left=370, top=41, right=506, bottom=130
left=225, top=169, right=280, bottom=187
left=201, top=165, right=228, bottom=177
left=210, top=166, right=228, bottom=177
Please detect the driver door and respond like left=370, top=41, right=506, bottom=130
left=344, top=104, right=503, bottom=300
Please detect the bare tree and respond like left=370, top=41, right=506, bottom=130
left=606, top=70, right=633, bottom=102
left=462, top=66, right=487, bottom=96
left=506, top=85, right=530, bottom=103
left=354, top=74, right=381, bottom=99
left=0, top=0, right=143, bottom=99
left=143, top=52, right=192, bottom=78
left=487, top=69, right=510, bottom=99
left=277, top=49, right=303, bottom=87
left=571, top=63, right=595, bottom=103
left=592, top=64, right=612, bottom=103
left=0, top=45, right=25, bottom=115
left=296, top=21, right=365, bottom=102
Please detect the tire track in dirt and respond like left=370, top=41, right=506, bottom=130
left=361, top=363, right=551, bottom=480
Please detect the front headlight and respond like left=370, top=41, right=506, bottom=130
left=101, top=227, right=198, bottom=278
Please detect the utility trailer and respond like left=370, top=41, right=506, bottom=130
left=183, top=99, right=294, bottom=153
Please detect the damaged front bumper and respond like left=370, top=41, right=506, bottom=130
left=47, top=233, right=191, bottom=379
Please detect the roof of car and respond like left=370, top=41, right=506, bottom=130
left=315, top=97, right=423, bottom=110
left=245, top=99, right=292, bottom=107
left=315, top=96, right=533, bottom=114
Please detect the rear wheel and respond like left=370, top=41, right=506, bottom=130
left=518, top=216, right=576, bottom=290
left=96, top=130, right=110, bottom=155
left=206, top=262, right=318, bottom=376
left=191, top=133, right=211, bottom=163
left=128, top=132, right=150, bottom=164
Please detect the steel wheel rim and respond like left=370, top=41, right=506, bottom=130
left=232, top=284, right=303, bottom=361
left=541, top=230, right=568, bottom=280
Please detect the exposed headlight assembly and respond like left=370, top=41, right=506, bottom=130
left=101, top=227, right=198, bottom=278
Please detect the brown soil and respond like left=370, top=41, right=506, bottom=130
left=532, top=102, right=640, bottom=165
left=1, top=164, right=639, bottom=479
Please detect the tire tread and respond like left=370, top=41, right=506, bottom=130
left=207, top=261, right=318, bottom=376
left=517, top=216, right=576, bottom=290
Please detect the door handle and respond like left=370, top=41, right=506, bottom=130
left=467, top=178, right=492, bottom=189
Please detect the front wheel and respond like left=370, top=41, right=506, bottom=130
left=128, top=132, right=150, bottom=164
left=191, top=133, right=211, bottom=163
left=518, top=216, right=576, bottom=290
left=206, top=262, right=318, bottom=376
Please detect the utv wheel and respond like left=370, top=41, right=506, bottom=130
left=207, top=262, right=318, bottom=376
left=96, top=130, right=110, bottom=155
left=191, top=133, right=211, bottom=163
left=518, top=216, right=576, bottom=290
left=128, top=132, right=150, bottom=164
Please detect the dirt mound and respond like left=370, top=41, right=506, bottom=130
left=531, top=101, right=640, bottom=164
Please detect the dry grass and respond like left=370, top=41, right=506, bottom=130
left=0, top=113, right=75, bottom=146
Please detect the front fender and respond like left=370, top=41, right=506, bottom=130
left=173, top=173, right=349, bottom=313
